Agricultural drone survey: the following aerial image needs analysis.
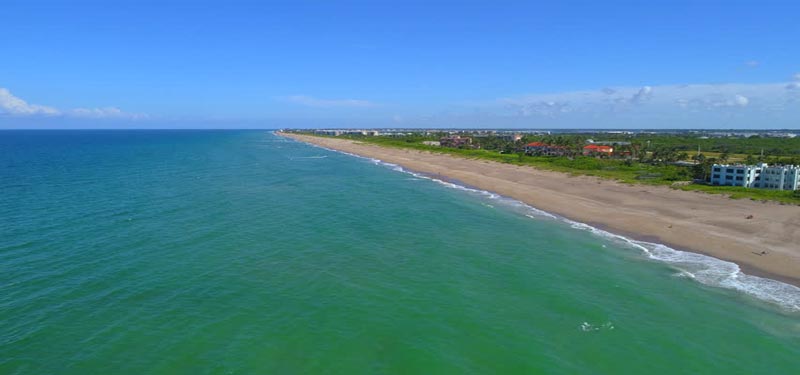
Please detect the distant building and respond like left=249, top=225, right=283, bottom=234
left=498, top=133, right=523, bottom=142
left=583, top=144, right=613, bottom=157
left=759, top=165, right=800, bottom=190
left=314, top=130, right=344, bottom=136
left=312, top=129, right=379, bottom=136
left=586, top=140, right=631, bottom=146
left=766, top=133, right=797, bottom=138
left=439, top=136, right=472, bottom=148
left=524, top=142, right=547, bottom=155
left=710, top=164, right=763, bottom=187
left=710, top=163, right=800, bottom=190
left=525, top=142, right=570, bottom=156
left=422, top=141, right=441, bottom=147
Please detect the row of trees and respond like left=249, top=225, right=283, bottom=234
left=346, top=132, right=799, bottom=172
left=596, top=134, right=800, bottom=156
left=473, top=135, right=647, bottom=158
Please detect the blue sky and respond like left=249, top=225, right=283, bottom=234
left=1, top=0, right=799, bottom=129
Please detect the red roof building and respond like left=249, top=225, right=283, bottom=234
left=526, top=142, right=570, bottom=156
left=583, top=144, right=614, bottom=156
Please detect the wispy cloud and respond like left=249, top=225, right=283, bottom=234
left=0, top=88, right=60, bottom=115
left=478, top=79, right=800, bottom=128
left=500, top=82, right=796, bottom=117
left=0, top=87, right=144, bottom=119
left=69, top=107, right=147, bottom=119
left=283, top=95, right=375, bottom=108
left=788, top=73, right=800, bottom=90
left=629, top=86, right=653, bottom=104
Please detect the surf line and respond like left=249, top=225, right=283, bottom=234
left=279, top=133, right=800, bottom=313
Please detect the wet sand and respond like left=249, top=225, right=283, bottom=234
left=282, top=133, right=800, bottom=287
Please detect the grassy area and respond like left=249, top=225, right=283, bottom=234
left=346, top=136, right=687, bottom=184
left=685, top=151, right=748, bottom=162
left=595, top=133, right=800, bottom=157
left=678, top=184, right=800, bottom=204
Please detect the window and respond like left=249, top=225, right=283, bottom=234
left=735, top=176, right=743, bottom=181
left=713, top=174, right=720, bottom=179
left=726, top=175, right=733, bottom=180
left=713, top=167, right=721, bottom=172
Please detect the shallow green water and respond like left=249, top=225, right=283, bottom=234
left=1, top=130, right=799, bottom=374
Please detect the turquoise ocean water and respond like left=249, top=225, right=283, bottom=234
left=1, top=130, right=799, bottom=374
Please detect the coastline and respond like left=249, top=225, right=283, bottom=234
left=280, top=133, right=800, bottom=292
left=582, top=220, right=800, bottom=288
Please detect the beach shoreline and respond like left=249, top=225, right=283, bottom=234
left=280, top=133, right=800, bottom=289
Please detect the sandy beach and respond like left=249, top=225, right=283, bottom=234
left=282, top=133, right=800, bottom=287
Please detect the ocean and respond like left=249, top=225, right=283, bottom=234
left=1, top=130, right=799, bottom=374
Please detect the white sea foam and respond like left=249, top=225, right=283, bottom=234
left=563, top=220, right=800, bottom=312
left=283, top=134, right=800, bottom=313
left=288, top=155, right=328, bottom=160
left=580, top=321, right=615, bottom=332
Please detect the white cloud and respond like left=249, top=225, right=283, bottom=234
left=499, top=82, right=792, bottom=117
left=0, top=87, right=142, bottom=119
left=733, top=94, right=749, bottom=107
left=679, top=93, right=751, bottom=110
left=508, top=100, right=572, bottom=117
left=744, top=60, right=760, bottom=68
left=793, top=73, right=800, bottom=81
left=630, top=86, right=653, bottom=104
left=0, top=88, right=60, bottom=115
left=70, top=107, right=147, bottom=119
left=601, top=87, right=616, bottom=95
left=284, top=95, right=375, bottom=108
left=482, top=81, right=800, bottom=128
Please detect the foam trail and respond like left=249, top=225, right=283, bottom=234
left=278, top=133, right=800, bottom=313
left=288, top=156, right=328, bottom=160
left=564, top=221, right=800, bottom=312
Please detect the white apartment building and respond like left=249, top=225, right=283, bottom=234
left=710, top=164, right=763, bottom=187
left=710, top=163, right=800, bottom=190
left=759, top=165, right=800, bottom=190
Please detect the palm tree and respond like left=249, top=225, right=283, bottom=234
left=718, top=151, right=729, bottom=164
left=630, top=142, right=642, bottom=159
left=693, top=153, right=706, bottom=163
